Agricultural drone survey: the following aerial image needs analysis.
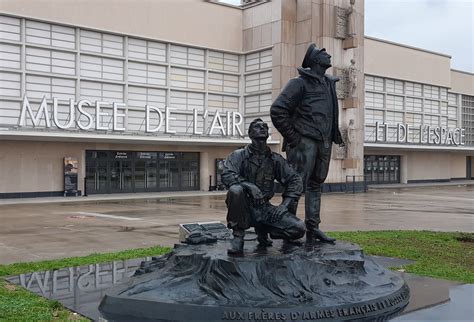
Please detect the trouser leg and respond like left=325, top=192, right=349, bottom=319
left=304, top=191, right=321, bottom=231
left=286, top=137, right=318, bottom=229
left=226, top=184, right=251, bottom=231
left=306, top=143, right=335, bottom=242
left=226, top=185, right=250, bottom=254
left=287, top=137, right=335, bottom=243
left=305, top=141, right=331, bottom=230
left=267, top=213, right=306, bottom=241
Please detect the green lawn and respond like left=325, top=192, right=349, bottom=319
left=0, top=231, right=472, bottom=321
left=330, top=231, right=474, bottom=283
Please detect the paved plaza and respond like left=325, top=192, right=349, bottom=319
left=0, top=185, right=473, bottom=265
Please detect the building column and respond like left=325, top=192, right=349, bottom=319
left=200, top=151, right=210, bottom=191
left=400, top=153, right=408, bottom=184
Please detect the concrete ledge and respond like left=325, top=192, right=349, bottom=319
left=343, top=37, right=358, bottom=49
left=343, top=97, right=359, bottom=109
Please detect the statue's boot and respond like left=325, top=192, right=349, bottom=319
left=255, top=226, right=272, bottom=247
left=305, top=191, right=336, bottom=244
left=227, top=230, right=245, bottom=255
left=269, top=231, right=303, bottom=246
left=306, top=228, right=336, bottom=244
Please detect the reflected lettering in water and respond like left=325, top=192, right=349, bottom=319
left=6, top=257, right=152, bottom=320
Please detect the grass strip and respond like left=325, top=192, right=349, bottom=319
left=0, top=231, right=472, bottom=321
left=330, top=230, right=474, bottom=283
left=0, top=245, right=171, bottom=277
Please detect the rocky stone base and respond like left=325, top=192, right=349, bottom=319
left=99, top=240, right=409, bottom=321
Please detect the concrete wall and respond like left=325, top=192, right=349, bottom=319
left=449, top=153, right=467, bottom=179
left=242, top=0, right=279, bottom=51
left=450, top=70, right=474, bottom=95
left=0, top=141, right=85, bottom=194
left=405, top=151, right=466, bottom=181
left=0, top=0, right=243, bottom=52
left=0, top=140, right=235, bottom=194
left=365, top=37, right=452, bottom=88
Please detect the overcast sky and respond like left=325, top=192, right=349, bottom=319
left=365, top=0, right=473, bottom=72
left=221, top=0, right=473, bottom=72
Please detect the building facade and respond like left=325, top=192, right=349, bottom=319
left=0, top=0, right=472, bottom=198
left=364, top=37, right=474, bottom=184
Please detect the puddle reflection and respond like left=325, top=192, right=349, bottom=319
left=6, top=257, right=152, bottom=320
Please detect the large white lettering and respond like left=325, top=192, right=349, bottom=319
left=374, top=122, right=465, bottom=146
left=77, top=99, right=93, bottom=130
left=113, top=103, right=126, bottom=131
left=165, top=106, right=176, bottom=134
left=95, top=101, right=109, bottom=130
left=209, top=111, right=226, bottom=135
left=145, top=105, right=163, bottom=133
left=15, top=96, right=245, bottom=138
left=232, top=112, right=244, bottom=136
left=52, top=98, right=75, bottom=129
left=19, top=96, right=51, bottom=128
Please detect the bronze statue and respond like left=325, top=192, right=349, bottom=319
left=222, top=118, right=305, bottom=255
left=271, top=43, right=344, bottom=244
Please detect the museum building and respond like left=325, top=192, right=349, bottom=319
left=0, top=0, right=472, bottom=198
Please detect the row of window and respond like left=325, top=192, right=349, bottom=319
left=365, top=75, right=451, bottom=100
left=365, top=109, right=458, bottom=128
left=0, top=15, right=274, bottom=107
left=366, top=93, right=459, bottom=117
left=0, top=15, right=271, bottom=73
left=461, top=95, right=474, bottom=145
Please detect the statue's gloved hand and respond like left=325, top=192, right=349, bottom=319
left=267, top=204, right=287, bottom=223
left=287, top=133, right=302, bottom=148
left=248, top=185, right=265, bottom=208
left=334, top=131, right=345, bottom=147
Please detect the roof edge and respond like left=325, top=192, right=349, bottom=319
left=364, top=36, right=452, bottom=59
left=451, top=69, right=474, bottom=76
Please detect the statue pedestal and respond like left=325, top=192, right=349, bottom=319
left=343, top=97, right=359, bottom=109
left=343, top=37, right=358, bottom=49
left=99, top=240, right=409, bottom=321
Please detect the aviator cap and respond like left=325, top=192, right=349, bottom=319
left=302, top=43, right=326, bottom=68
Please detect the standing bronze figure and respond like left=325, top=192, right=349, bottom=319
left=222, top=118, right=305, bottom=255
left=271, top=43, right=344, bottom=243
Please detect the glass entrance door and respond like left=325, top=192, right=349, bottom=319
left=364, top=155, right=400, bottom=184
left=135, top=152, right=158, bottom=192
left=110, top=152, right=133, bottom=193
left=85, top=150, right=200, bottom=194
left=85, top=151, right=108, bottom=194
left=159, top=152, right=180, bottom=191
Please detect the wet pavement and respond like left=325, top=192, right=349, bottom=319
left=0, top=185, right=473, bottom=265
left=393, top=284, right=474, bottom=321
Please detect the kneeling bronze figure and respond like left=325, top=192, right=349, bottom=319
left=222, top=118, right=305, bottom=254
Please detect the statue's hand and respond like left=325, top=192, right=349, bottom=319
left=287, top=133, right=302, bottom=148
left=267, top=204, right=287, bottom=223
left=334, top=131, right=345, bottom=146
left=248, top=185, right=264, bottom=207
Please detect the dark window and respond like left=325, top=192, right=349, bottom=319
left=364, top=155, right=400, bottom=184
